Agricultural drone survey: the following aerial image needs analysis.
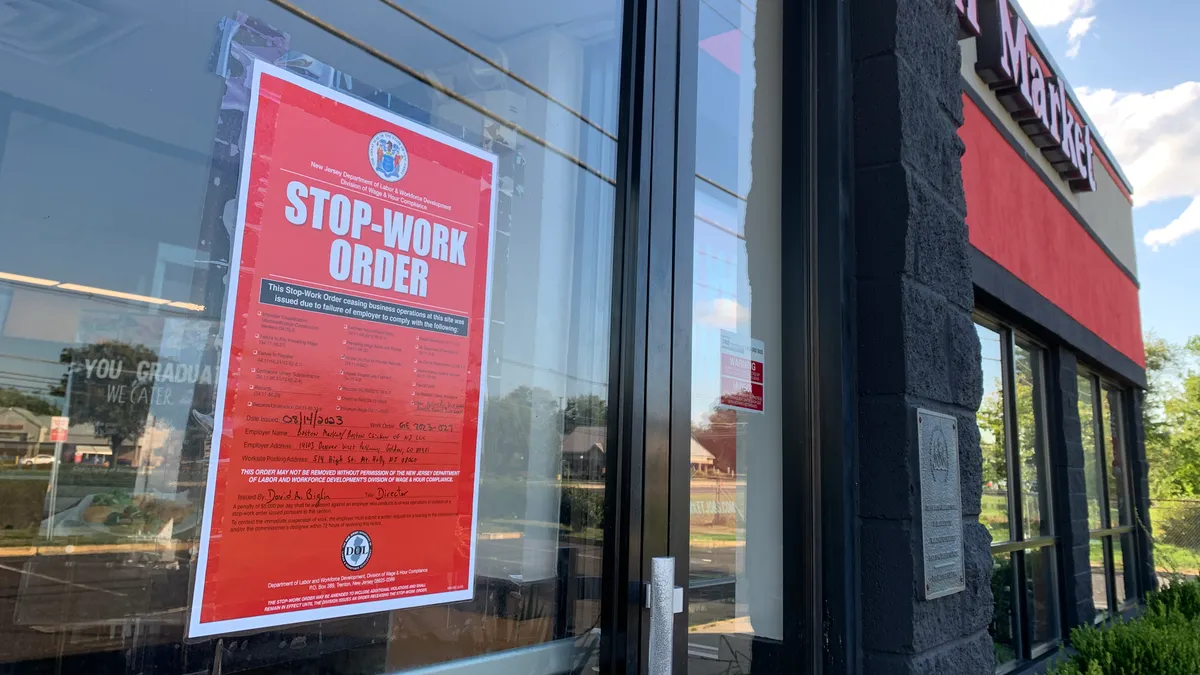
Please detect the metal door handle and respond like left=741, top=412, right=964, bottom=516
left=646, top=557, right=683, bottom=675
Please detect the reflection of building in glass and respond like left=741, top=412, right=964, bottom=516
left=0, top=406, right=141, bottom=464
left=560, top=425, right=605, bottom=479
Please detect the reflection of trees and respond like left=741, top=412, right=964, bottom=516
left=990, top=556, right=1016, bottom=664
left=483, top=389, right=611, bottom=477
left=978, top=357, right=1041, bottom=490
left=1079, top=377, right=1102, bottom=527
left=978, top=385, right=1006, bottom=487
left=1013, top=352, right=1041, bottom=494
left=0, top=388, right=60, bottom=416
left=482, top=386, right=563, bottom=478
left=691, top=406, right=739, bottom=474
left=479, top=388, right=607, bottom=530
left=979, top=352, right=1044, bottom=540
left=54, top=341, right=159, bottom=466
left=563, top=394, right=605, bottom=436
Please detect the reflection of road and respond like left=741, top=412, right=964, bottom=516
left=688, top=478, right=744, bottom=638
left=0, top=532, right=607, bottom=670
left=1091, top=567, right=1109, bottom=615
left=0, top=549, right=192, bottom=668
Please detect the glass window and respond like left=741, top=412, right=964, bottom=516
left=1014, top=343, right=1051, bottom=539
left=975, top=319, right=1060, bottom=668
left=0, top=2, right=624, bottom=673
left=1104, top=387, right=1131, bottom=527
left=1078, top=371, right=1139, bottom=619
left=686, top=0, right=784, bottom=670
left=1024, top=546, right=1060, bottom=648
left=978, top=324, right=1010, bottom=543
left=1092, top=539, right=1111, bottom=616
left=1078, top=375, right=1104, bottom=530
left=991, top=553, right=1019, bottom=667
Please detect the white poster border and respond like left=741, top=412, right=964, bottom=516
left=188, top=60, right=499, bottom=638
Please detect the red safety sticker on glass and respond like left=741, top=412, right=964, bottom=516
left=718, top=330, right=764, bottom=414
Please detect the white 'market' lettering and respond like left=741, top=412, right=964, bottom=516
left=967, top=0, right=1098, bottom=192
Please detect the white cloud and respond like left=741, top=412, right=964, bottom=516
left=1145, top=199, right=1200, bottom=250
left=1065, top=15, right=1096, bottom=58
left=1016, top=0, right=1095, bottom=27
left=697, top=298, right=744, bottom=328
left=1078, top=82, right=1200, bottom=248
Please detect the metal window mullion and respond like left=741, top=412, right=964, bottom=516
left=992, top=537, right=1057, bottom=555
left=1093, top=376, right=1112, bottom=531
left=1000, top=328, right=1034, bottom=659
left=1032, top=346, right=1055, bottom=537
left=1013, top=548, right=1031, bottom=661
left=1113, top=389, right=1142, bottom=598
left=1001, top=328, right=1025, bottom=543
left=1107, top=387, right=1131, bottom=527
left=1092, top=376, right=1121, bottom=613
left=1103, top=537, right=1117, bottom=618
left=1115, top=389, right=1139, bottom=600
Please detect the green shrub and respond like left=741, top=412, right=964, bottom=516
left=1049, top=580, right=1200, bottom=675
left=1154, top=578, right=1200, bottom=619
left=559, top=486, right=604, bottom=531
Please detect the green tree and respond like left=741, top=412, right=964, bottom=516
left=691, top=406, right=740, bottom=474
left=1141, top=334, right=1200, bottom=498
left=978, top=387, right=1007, bottom=488
left=976, top=349, right=1043, bottom=541
left=1143, top=333, right=1183, bottom=497
left=478, top=386, right=564, bottom=522
left=0, top=387, right=61, bottom=416
left=1013, top=348, right=1043, bottom=493
left=563, top=394, right=606, bottom=435
left=481, top=386, right=562, bottom=477
left=1161, top=374, right=1200, bottom=497
left=976, top=353, right=1040, bottom=489
left=57, top=341, right=159, bottom=466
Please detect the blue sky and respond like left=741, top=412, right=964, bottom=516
left=1016, top=0, right=1200, bottom=346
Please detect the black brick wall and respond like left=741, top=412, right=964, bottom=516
left=850, top=0, right=993, bottom=672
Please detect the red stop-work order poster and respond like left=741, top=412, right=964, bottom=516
left=188, top=61, right=498, bottom=638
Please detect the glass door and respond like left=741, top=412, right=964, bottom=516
left=680, top=0, right=786, bottom=671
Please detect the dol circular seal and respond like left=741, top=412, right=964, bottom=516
left=341, top=530, right=373, bottom=570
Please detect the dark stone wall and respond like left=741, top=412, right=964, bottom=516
left=849, top=0, right=993, bottom=673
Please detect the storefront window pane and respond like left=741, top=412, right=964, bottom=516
left=1025, top=547, right=1060, bottom=648
left=990, top=553, right=1019, bottom=667
left=977, top=324, right=1010, bottom=543
left=1077, top=375, right=1104, bottom=531
left=1116, top=532, right=1137, bottom=606
left=687, top=0, right=783, bottom=670
left=0, top=2, right=623, bottom=673
left=1092, top=538, right=1111, bottom=618
left=1104, top=387, right=1130, bottom=527
left=1014, top=344, right=1050, bottom=539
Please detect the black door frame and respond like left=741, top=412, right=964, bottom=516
left=602, top=0, right=855, bottom=672
left=600, top=0, right=687, bottom=670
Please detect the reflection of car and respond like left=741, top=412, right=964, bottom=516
left=20, top=454, right=56, bottom=466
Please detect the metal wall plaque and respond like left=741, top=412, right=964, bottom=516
left=917, top=409, right=965, bottom=600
